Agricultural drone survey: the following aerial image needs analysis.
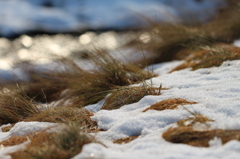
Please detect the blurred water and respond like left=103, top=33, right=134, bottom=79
left=0, top=0, right=225, bottom=37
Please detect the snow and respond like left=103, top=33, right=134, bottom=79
left=73, top=60, right=240, bottom=159
left=0, top=0, right=226, bottom=37
left=234, top=39, right=240, bottom=47
left=0, top=122, right=57, bottom=143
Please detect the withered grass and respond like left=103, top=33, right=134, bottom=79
left=170, top=44, right=240, bottom=72
left=143, top=98, right=197, bottom=112
left=0, top=85, right=41, bottom=125
left=24, top=107, right=98, bottom=133
left=10, top=124, right=97, bottom=159
left=101, top=85, right=162, bottom=110
left=113, top=136, right=138, bottom=144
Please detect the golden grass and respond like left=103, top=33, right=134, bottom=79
left=162, top=127, right=240, bottom=147
left=129, top=2, right=240, bottom=66
left=162, top=113, right=231, bottom=147
left=24, top=107, right=98, bottom=133
left=91, top=50, right=154, bottom=86
left=101, top=84, right=162, bottom=110
left=11, top=124, right=97, bottom=159
left=113, top=136, right=138, bottom=144
left=177, top=113, right=214, bottom=127
left=65, top=51, right=156, bottom=107
left=14, top=51, right=155, bottom=108
left=0, top=85, right=41, bottom=125
left=170, top=44, right=240, bottom=72
left=20, top=58, right=85, bottom=103
left=0, top=135, right=29, bottom=147
left=143, top=98, right=197, bottom=112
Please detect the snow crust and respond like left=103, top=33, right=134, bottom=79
left=74, top=60, right=240, bottom=159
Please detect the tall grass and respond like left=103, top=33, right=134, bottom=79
left=0, top=85, right=41, bottom=125
left=64, top=51, right=156, bottom=107
left=102, top=84, right=162, bottom=110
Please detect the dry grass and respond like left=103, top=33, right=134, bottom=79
left=131, top=24, right=218, bottom=65
left=129, top=1, right=240, bottom=66
left=0, top=135, right=29, bottom=147
left=162, top=113, right=228, bottom=147
left=143, top=98, right=197, bottom=112
left=101, top=84, right=162, bottom=110
left=170, top=44, right=240, bottom=72
left=177, top=113, right=214, bottom=127
left=24, top=107, right=98, bottom=132
left=0, top=85, right=41, bottom=125
left=11, top=124, right=97, bottom=159
left=113, top=136, right=138, bottom=144
left=204, top=0, right=240, bottom=42
left=19, top=58, right=85, bottom=103
left=65, top=51, right=156, bottom=107
left=91, top=50, right=154, bottom=86
left=1, top=124, right=14, bottom=132
left=163, top=127, right=240, bottom=147
left=15, top=51, right=155, bottom=108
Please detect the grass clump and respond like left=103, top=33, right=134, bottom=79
left=113, top=136, right=138, bottom=144
left=162, top=127, right=240, bottom=147
left=0, top=85, right=41, bottom=125
left=101, top=84, right=162, bottom=110
left=24, top=107, right=98, bottom=132
left=66, top=51, right=155, bottom=107
left=131, top=3, right=240, bottom=66
left=9, top=127, right=92, bottom=159
left=11, top=51, right=155, bottom=108
left=10, top=124, right=97, bottom=159
left=0, top=135, right=29, bottom=147
left=132, top=24, right=218, bottom=65
left=18, top=58, right=85, bottom=103
left=170, top=44, right=240, bottom=72
left=143, top=98, right=197, bottom=112
left=91, top=50, right=154, bottom=86
left=177, top=113, right=214, bottom=127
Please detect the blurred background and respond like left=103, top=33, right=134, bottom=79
left=0, top=0, right=226, bottom=37
left=0, top=0, right=229, bottom=80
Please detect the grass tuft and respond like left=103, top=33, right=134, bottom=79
left=177, top=113, right=213, bottom=127
left=170, top=44, right=240, bottom=72
left=65, top=51, right=156, bottom=107
left=24, top=107, right=98, bottom=132
left=113, top=136, right=138, bottom=144
left=162, top=127, right=240, bottom=147
left=101, top=84, right=162, bottom=110
left=0, top=85, right=42, bottom=125
left=143, top=98, right=197, bottom=112
left=11, top=124, right=98, bottom=159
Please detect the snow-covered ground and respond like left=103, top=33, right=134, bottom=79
left=0, top=0, right=226, bottom=37
left=1, top=0, right=240, bottom=158
left=75, top=59, right=240, bottom=159
left=2, top=58, right=240, bottom=159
